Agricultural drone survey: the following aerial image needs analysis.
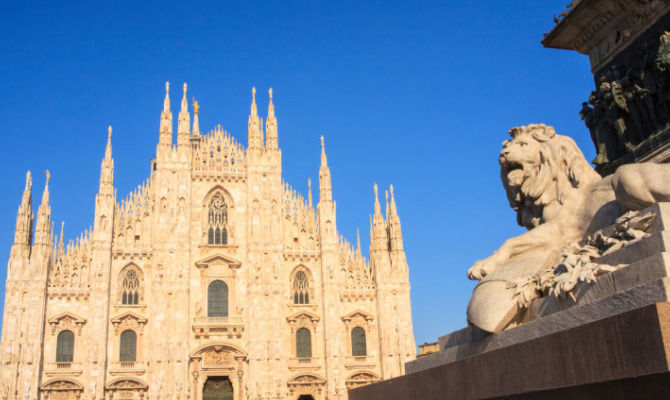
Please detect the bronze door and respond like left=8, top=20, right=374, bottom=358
left=203, top=377, right=233, bottom=400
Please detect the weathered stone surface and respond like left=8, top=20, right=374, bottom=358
left=409, top=278, right=670, bottom=375
left=466, top=122, right=670, bottom=333
left=352, top=303, right=670, bottom=400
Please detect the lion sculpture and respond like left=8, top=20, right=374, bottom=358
left=467, top=123, right=670, bottom=333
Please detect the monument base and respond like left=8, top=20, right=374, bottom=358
left=349, top=302, right=670, bottom=400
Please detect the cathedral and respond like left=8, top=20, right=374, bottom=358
left=0, top=83, right=416, bottom=400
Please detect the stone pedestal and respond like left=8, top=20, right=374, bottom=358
left=349, top=302, right=670, bottom=400
left=350, top=203, right=670, bottom=399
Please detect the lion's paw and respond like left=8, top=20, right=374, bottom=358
left=467, top=259, right=489, bottom=280
left=468, top=255, right=503, bottom=280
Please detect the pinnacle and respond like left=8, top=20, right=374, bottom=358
left=163, top=81, right=171, bottom=112
left=320, top=136, right=328, bottom=167
left=181, top=82, right=188, bottom=112
left=24, top=170, right=32, bottom=192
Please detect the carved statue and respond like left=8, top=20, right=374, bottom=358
left=579, top=31, right=670, bottom=166
left=466, top=124, right=670, bottom=332
left=655, top=31, right=670, bottom=72
left=603, top=79, right=635, bottom=152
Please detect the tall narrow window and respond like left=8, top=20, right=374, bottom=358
left=351, top=327, right=367, bottom=356
left=293, top=271, right=309, bottom=304
left=119, top=265, right=143, bottom=305
left=56, top=330, right=74, bottom=362
left=119, top=330, right=137, bottom=362
left=208, top=280, right=229, bottom=317
left=296, top=328, right=312, bottom=358
left=207, top=195, right=228, bottom=245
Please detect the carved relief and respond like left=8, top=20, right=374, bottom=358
left=40, top=379, right=83, bottom=400
left=48, top=313, right=86, bottom=336
left=110, top=312, right=147, bottom=335
left=345, top=372, right=379, bottom=390
left=286, top=374, right=326, bottom=398
left=203, top=348, right=234, bottom=367
left=105, top=378, right=148, bottom=399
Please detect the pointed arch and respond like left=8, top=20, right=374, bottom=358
left=290, top=265, right=314, bottom=305
left=203, top=186, right=235, bottom=246
left=118, top=263, right=144, bottom=305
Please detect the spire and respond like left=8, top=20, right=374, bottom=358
left=248, top=87, right=263, bottom=149
left=389, top=184, right=398, bottom=216
left=268, top=88, right=275, bottom=117
left=371, top=183, right=388, bottom=250
left=178, top=82, right=191, bottom=140
left=41, top=170, right=50, bottom=206
left=265, top=88, right=278, bottom=149
left=13, top=170, right=33, bottom=248
left=356, top=228, right=362, bottom=258
left=308, top=178, right=313, bottom=209
left=163, top=81, right=170, bottom=112
left=181, top=83, right=188, bottom=113
left=159, top=81, right=173, bottom=146
left=387, top=184, right=404, bottom=252
left=34, top=170, right=52, bottom=246
left=22, top=170, right=32, bottom=209
left=105, top=125, right=112, bottom=160
left=385, top=189, right=390, bottom=220
left=192, top=98, right=200, bottom=136
left=58, top=221, right=64, bottom=257
left=320, top=135, right=328, bottom=167
left=319, top=136, right=332, bottom=203
left=373, top=183, right=381, bottom=216
left=99, top=126, right=114, bottom=196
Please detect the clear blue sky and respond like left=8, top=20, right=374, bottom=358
left=0, top=1, right=594, bottom=347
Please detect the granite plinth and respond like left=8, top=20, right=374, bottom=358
left=349, top=302, right=670, bottom=400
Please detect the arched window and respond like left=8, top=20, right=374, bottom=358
left=207, top=195, right=228, bottom=245
left=208, top=280, right=229, bottom=317
left=296, top=328, right=312, bottom=358
left=119, top=265, right=142, bottom=305
left=56, top=330, right=74, bottom=362
left=119, top=330, right=137, bottom=362
left=351, top=327, right=367, bottom=356
left=292, top=270, right=310, bottom=304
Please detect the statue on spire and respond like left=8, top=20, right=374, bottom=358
left=265, top=88, right=278, bottom=149
left=164, top=81, right=170, bottom=112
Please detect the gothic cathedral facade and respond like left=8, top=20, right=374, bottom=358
left=0, top=83, right=416, bottom=400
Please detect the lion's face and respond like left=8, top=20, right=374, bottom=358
left=499, top=124, right=601, bottom=230
left=499, top=135, right=541, bottom=189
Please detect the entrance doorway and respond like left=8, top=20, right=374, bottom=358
left=203, top=376, right=234, bottom=400
left=298, top=396, right=315, bottom=400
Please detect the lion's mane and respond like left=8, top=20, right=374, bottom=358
left=501, top=124, right=601, bottom=230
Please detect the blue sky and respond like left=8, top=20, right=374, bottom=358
left=0, top=1, right=594, bottom=347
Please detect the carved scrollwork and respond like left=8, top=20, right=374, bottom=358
left=47, top=313, right=86, bottom=336
left=110, top=312, right=147, bottom=335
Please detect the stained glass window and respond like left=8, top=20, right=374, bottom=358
left=293, top=271, right=309, bottom=304
left=207, top=195, right=228, bottom=245
left=121, top=268, right=140, bottom=305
